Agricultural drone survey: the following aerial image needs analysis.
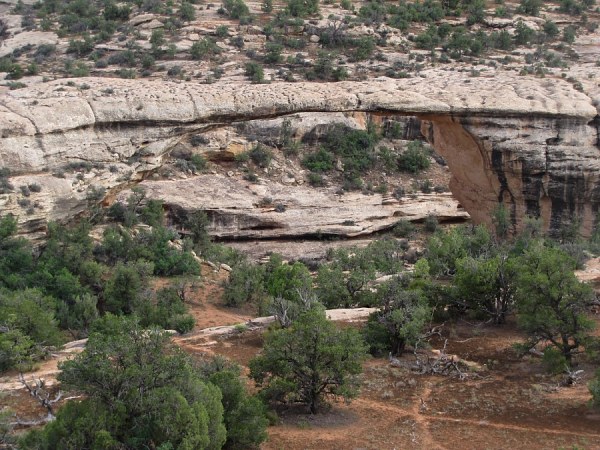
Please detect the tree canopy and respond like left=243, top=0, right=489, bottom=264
left=21, top=315, right=268, bottom=449
left=249, top=306, right=367, bottom=414
left=514, top=244, right=594, bottom=362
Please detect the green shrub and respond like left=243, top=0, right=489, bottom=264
left=223, top=262, right=266, bottom=307
left=6, top=81, right=26, bottom=90
left=517, top=0, right=542, bottom=15
left=67, top=35, right=95, bottom=56
left=117, top=68, right=136, bottom=79
left=286, top=0, right=319, bottom=17
left=515, top=245, right=595, bottom=363
left=221, top=0, right=250, bottom=19
left=262, top=0, right=273, bottom=12
left=245, top=62, right=265, bottom=83
left=359, top=0, right=386, bottom=24
left=234, top=150, right=250, bottom=163
left=167, top=65, right=183, bottom=76
left=107, top=50, right=136, bottom=67
left=589, top=369, right=600, bottom=408
left=414, top=25, right=441, bottom=51
left=454, top=253, right=518, bottom=324
left=189, top=154, right=208, bottom=171
left=563, top=25, right=577, bottom=44
left=66, top=60, right=89, bottom=77
left=202, top=361, right=269, bottom=448
left=302, top=148, right=335, bottom=172
left=398, top=141, right=430, bottom=174
left=393, top=219, right=416, bottom=238
left=393, top=186, right=405, bottom=200
left=264, top=42, right=283, bottom=63
left=249, top=306, right=366, bottom=414
left=542, top=346, right=568, bottom=374
left=342, top=176, right=363, bottom=191
left=34, top=44, right=56, bottom=59
left=190, top=38, right=221, bottom=60
left=249, top=144, right=273, bottom=168
left=514, top=20, right=535, bottom=46
left=150, top=29, right=166, bottom=48
left=490, top=30, right=513, bottom=50
left=559, top=0, right=586, bottom=15
left=136, top=55, right=153, bottom=71
left=419, top=179, right=433, bottom=194
left=321, top=124, right=379, bottom=178
left=215, top=25, right=229, bottom=37
left=180, top=1, right=195, bottom=20
left=20, top=317, right=229, bottom=450
left=364, top=285, right=430, bottom=356
left=351, top=36, right=375, bottom=61
left=466, top=0, right=486, bottom=24
left=307, top=172, right=325, bottom=186
left=104, top=1, right=131, bottom=20
left=385, top=121, right=404, bottom=139
left=377, top=146, right=398, bottom=171
left=543, top=20, right=559, bottom=38
left=0, top=289, right=63, bottom=372
left=424, top=214, right=438, bottom=232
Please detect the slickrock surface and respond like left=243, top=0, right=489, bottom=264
left=1, top=75, right=597, bottom=236
left=129, top=174, right=467, bottom=239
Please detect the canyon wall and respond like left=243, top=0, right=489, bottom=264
left=0, top=74, right=598, bottom=236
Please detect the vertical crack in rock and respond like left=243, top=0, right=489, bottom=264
left=491, top=146, right=517, bottom=231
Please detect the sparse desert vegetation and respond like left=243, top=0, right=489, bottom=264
left=1, top=0, right=600, bottom=448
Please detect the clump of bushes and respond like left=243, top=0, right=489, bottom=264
left=249, top=144, right=273, bottom=167
left=398, top=141, right=431, bottom=174
left=0, top=168, right=13, bottom=194
left=220, top=0, right=250, bottom=19
left=424, top=214, right=438, bottom=232
left=302, top=148, right=335, bottom=172
left=393, top=219, right=416, bottom=238
left=245, top=62, right=265, bottom=83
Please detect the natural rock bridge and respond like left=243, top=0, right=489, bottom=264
left=1, top=72, right=598, bottom=236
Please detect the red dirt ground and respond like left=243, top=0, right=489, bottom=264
left=4, top=267, right=600, bottom=449
left=198, top=320, right=600, bottom=450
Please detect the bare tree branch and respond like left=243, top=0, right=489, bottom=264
left=19, top=374, right=62, bottom=419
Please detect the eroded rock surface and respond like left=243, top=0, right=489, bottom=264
left=0, top=74, right=597, bottom=236
left=126, top=174, right=467, bottom=239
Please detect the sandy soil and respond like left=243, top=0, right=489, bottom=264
left=4, top=263, right=600, bottom=449
left=207, top=320, right=600, bottom=450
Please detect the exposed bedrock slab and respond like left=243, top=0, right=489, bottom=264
left=0, top=74, right=598, bottom=236
left=126, top=175, right=468, bottom=241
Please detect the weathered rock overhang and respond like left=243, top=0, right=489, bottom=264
left=0, top=76, right=598, bottom=236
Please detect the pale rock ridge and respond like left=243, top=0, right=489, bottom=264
left=0, top=75, right=597, bottom=236
left=132, top=175, right=468, bottom=240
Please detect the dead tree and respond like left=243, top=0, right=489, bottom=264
left=412, top=339, right=469, bottom=380
left=271, top=296, right=293, bottom=328
left=19, top=374, right=62, bottom=421
left=271, top=288, right=318, bottom=328
left=561, top=368, right=584, bottom=387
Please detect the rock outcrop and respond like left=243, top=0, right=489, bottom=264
left=127, top=174, right=467, bottom=240
left=0, top=73, right=598, bottom=236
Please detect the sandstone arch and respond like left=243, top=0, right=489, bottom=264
left=0, top=75, right=598, bottom=236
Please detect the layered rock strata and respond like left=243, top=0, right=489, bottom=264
left=0, top=74, right=597, bottom=236
left=128, top=175, right=468, bottom=240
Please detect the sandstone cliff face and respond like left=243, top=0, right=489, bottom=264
left=422, top=113, right=600, bottom=236
left=0, top=74, right=597, bottom=237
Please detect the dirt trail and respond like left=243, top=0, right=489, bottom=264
left=355, top=395, right=600, bottom=441
left=4, top=265, right=600, bottom=449
left=411, top=382, right=447, bottom=450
